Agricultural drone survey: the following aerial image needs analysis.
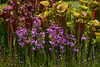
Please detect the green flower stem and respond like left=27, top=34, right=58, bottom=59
left=75, top=21, right=85, bottom=62
left=81, top=40, right=84, bottom=66
left=74, top=18, right=78, bottom=62
left=87, top=25, right=95, bottom=61
left=8, top=22, right=10, bottom=50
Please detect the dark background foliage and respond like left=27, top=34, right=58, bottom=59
left=0, top=0, right=8, bottom=3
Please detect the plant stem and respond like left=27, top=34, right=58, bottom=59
left=87, top=25, right=95, bottom=61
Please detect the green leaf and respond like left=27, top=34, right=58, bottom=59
left=40, top=1, right=49, bottom=7
left=71, top=11, right=80, bottom=18
left=80, top=5, right=88, bottom=10
left=38, top=11, right=49, bottom=21
left=44, top=11, right=49, bottom=18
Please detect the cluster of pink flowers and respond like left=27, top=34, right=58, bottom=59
left=46, top=20, right=78, bottom=53
left=15, top=17, right=83, bottom=52
left=15, top=16, right=45, bottom=51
